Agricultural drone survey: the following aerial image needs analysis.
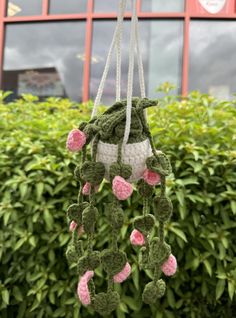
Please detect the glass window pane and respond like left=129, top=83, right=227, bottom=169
left=7, top=0, right=42, bottom=16
left=189, top=21, right=236, bottom=99
left=142, top=0, right=185, bottom=12
left=90, top=20, right=183, bottom=105
left=3, top=22, right=85, bottom=102
left=94, top=0, right=131, bottom=12
left=49, top=0, right=87, bottom=14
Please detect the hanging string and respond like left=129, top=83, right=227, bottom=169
left=122, top=0, right=137, bottom=147
left=134, top=10, right=146, bottom=99
left=92, top=0, right=127, bottom=118
left=91, top=0, right=146, bottom=122
left=116, top=0, right=125, bottom=102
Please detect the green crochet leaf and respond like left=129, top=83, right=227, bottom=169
left=134, top=214, right=155, bottom=234
left=142, top=279, right=166, bottom=304
left=77, top=251, right=100, bottom=275
left=81, top=161, right=105, bottom=185
left=92, top=291, right=120, bottom=316
left=109, top=209, right=124, bottom=230
left=137, top=179, right=154, bottom=198
left=154, top=195, right=173, bottom=222
left=67, top=202, right=89, bottom=223
left=83, top=123, right=100, bottom=144
left=101, top=249, right=126, bottom=276
left=82, top=205, right=98, bottom=234
left=109, top=162, right=132, bottom=181
left=149, top=237, right=171, bottom=266
left=146, top=153, right=172, bottom=176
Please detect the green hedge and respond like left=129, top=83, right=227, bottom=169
left=0, top=91, right=236, bottom=318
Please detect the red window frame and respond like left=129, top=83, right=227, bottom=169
left=0, top=0, right=236, bottom=102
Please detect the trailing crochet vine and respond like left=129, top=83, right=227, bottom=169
left=65, top=98, right=177, bottom=316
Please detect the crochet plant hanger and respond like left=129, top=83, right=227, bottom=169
left=66, top=0, right=177, bottom=315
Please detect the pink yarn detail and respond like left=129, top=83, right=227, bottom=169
left=77, top=270, right=94, bottom=305
left=77, top=225, right=84, bottom=237
left=66, top=129, right=86, bottom=152
left=112, top=176, right=133, bottom=200
left=130, top=229, right=145, bottom=246
left=82, top=182, right=99, bottom=196
left=113, top=262, right=131, bottom=283
left=161, top=254, right=177, bottom=276
left=143, top=169, right=161, bottom=186
left=69, top=221, right=77, bottom=232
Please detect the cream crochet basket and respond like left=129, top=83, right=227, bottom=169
left=96, top=139, right=152, bottom=182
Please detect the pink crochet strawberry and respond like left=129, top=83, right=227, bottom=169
left=161, top=254, right=177, bottom=276
left=77, top=270, right=94, bottom=305
left=130, top=229, right=145, bottom=246
left=143, top=169, right=161, bottom=186
left=113, top=262, right=131, bottom=283
left=112, top=176, right=133, bottom=200
left=66, top=129, right=86, bottom=152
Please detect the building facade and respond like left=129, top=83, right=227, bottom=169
left=0, top=0, right=236, bottom=103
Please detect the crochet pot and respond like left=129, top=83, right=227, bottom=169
left=65, top=0, right=177, bottom=316
left=96, top=139, right=152, bottom=182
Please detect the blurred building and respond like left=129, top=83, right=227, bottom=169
left=0, top=0, right=236, bottom=103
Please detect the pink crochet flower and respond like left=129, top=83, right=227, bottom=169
left=161, top=254, right=177, bottom=276
left=143, top=169, right=161, bottom=186
left=77, top=270, right=94, bottom=305
left=69, top=221, right=77, bottom=232
left=112, top=176, right=133, bottom=200
left=66, top=129, right=86, bottom=152
left=130, top=229, right=145, bottom=246
left=82, top=182, right=99, bottom=196
left=113, top=262, right=131, bottom=283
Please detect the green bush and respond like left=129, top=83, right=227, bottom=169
left=0, top=91, right=236, bottom=318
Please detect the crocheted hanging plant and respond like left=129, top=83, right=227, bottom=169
left=66, top=98, right=177, bottom=315
left=65, top=0, right=177, bottom=315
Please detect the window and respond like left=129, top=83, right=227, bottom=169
left=142, top=20, right=183, bottom=97
left=3, top=22, right=86, bottom=101
left=142, top=0, right=185, bottom=12
left=7, top=0, right=42, bottom=16
left=94, top=0, right=131, bottom=13
left=189, top=20, right=236, bottom=99
left=49, top=0, right=87, bottom=14
left=90, top=20, right=183, bottom=105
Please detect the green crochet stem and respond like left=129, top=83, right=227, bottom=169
left=78, top=146, right=87, bottom=204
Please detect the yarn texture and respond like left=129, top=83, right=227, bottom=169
left=130, top=229, right=145, bottom=246
left=112, top=176, right=133, bottom=200
left=143, top=169, right=161, bottom=186
left=113, top=262, right=131, bottom=283
left=161, top=254, right=177, bottom=276
left=77, top=270, right=94, bottom=305
left=65, top=0, right=177, bottom=314
left=66, top=129, right=86, bottom=152
left=65, top=98, right=177, bottom=314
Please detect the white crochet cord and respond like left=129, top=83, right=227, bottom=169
left=92, top=0, right=127, bottom=118
left=92, top=0, right=146, bottom=144
left=115, top=0, right=124, bottom=102
left=122, top=0, right=137, bottom=147
left=134, top=13, right=146, bottom=99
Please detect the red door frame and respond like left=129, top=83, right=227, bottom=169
left=0, top=0, right=236, bottom=102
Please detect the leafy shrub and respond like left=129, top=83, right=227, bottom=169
left=0, top=91, right=236, bottom=318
